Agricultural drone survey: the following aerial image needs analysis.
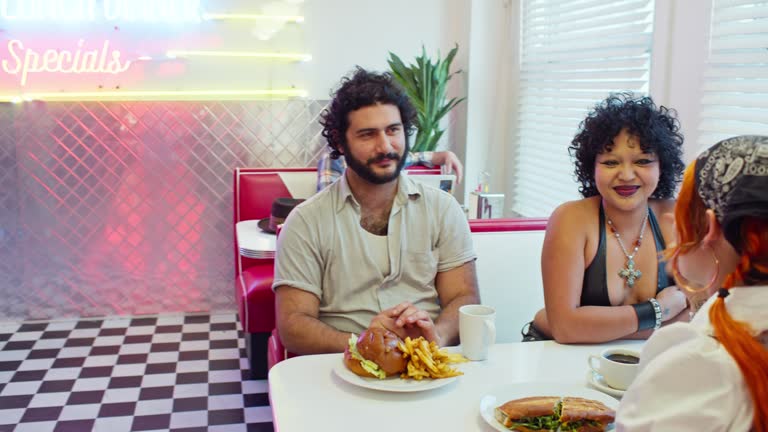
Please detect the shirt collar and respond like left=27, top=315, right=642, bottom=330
left=693, top=286, right=768, bottom=336
left=335, top=172, right=422, bottom=213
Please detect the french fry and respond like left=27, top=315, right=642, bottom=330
left=397, top=340, right=409, bottom=356
left=397, top=336, right=467, bottom=380
left=415, top=348, right=438, bottom=373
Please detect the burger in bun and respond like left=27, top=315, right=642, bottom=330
left=344, top=327, right=407, bottom=379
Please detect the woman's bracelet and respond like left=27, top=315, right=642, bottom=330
left=632, top=301, right=655, bottom=331
left=648, top=298, right=662, bottom=330
left=632, top=299, right=662, bottom=331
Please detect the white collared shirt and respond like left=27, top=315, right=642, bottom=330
left=615, top=286, right=768, bottom=431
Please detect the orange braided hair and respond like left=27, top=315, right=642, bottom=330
left=671, top=160, right=768, bottom=431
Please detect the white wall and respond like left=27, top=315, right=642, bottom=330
left=305, top=0, right=471, bottom=100
left=651, top=0, right=713, bottom=160
left=462, top=0, right=515, bottom=204
left=473, top=229, right=545, bottom=343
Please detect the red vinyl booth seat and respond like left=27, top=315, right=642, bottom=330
left=234, top=167, right=317, bottom=379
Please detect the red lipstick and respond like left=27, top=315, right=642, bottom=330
left=614, top=186, right=640, bottom=197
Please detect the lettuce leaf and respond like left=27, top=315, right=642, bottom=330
left=510, top=414, right=560, bottom=429
left=560, top=420, right=602, bottom=431
left=347, top=334, right=386, bottom=379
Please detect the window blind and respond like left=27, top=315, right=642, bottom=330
left=511, top=0, right=654, bottom=217
left=697, top=0, right=768, bottom=151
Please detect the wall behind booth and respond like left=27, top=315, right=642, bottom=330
left=472, top=229, right=545, bottom=343
left=0, top=0, right=472, bottom=320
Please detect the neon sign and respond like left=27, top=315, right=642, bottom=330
left=1, top=39, right=131, bottom=86
left=0, top=0, right=201, bottom=22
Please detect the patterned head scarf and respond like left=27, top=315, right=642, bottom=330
left=695, top=135, right=768, bottom=252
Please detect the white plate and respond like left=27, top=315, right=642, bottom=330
left=479, top=381, right=618, bottom=432
left=332, top=358, right=458, bottom=392
left=586, top=370, right=625, bottom=399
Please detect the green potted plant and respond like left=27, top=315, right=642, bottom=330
left=387, top=44, right=465, bottom=153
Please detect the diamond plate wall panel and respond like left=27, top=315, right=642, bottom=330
left=0, top=100, right=328, bottom=320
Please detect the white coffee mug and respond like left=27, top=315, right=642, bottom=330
left=588, top=348, right=641, bottom=390
left=459, top=304, right=496, bottom=360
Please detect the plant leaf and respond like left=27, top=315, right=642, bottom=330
left=388, top=44, right=465, bottom=151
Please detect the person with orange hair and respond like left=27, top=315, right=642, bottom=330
left=616, top=135, right=768, bottom=431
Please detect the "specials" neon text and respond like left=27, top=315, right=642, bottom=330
left=1, top=39, right=132, bottom=86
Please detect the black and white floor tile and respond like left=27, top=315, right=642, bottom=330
left=0, top=313, right=273, bottom=432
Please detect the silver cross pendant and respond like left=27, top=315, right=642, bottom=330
left=618, top=258, right=642, bottom=288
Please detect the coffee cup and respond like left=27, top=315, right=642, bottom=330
left=459, top=305, right=496, bottom=360
left=588, top=348, right=640, bottom=390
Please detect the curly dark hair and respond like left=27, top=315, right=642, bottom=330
left=569, top=92, right=685, bottom=199
left=319, top=67, right=417, bottom=158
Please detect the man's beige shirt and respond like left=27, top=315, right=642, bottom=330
left=272, top=173, right=476, bottom=334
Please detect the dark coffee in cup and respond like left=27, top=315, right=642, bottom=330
left=605, top=353, right=640, bottom=364
left=590, top=348, right=640, bottom=390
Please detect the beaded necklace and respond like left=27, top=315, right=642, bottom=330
left=606, top=209, right=649, bottom=288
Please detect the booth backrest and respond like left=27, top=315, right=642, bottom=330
left=233, top=168, right=317, bottom=276
left=469, top=218, right=548, bottom=343
left=234, top=168, right=318, bottom=222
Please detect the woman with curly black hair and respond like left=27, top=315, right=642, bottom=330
left=524, top=92, right=689, bottom=343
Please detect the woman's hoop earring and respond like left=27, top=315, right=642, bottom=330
left=671, top=244, right=720, bottom=295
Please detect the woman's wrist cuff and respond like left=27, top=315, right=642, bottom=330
left=632, top=301, right=657, bottom=331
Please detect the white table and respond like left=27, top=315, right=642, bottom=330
left=236, top=220, right=276, bottom=259
left=268, top=340, right=643, bottom=431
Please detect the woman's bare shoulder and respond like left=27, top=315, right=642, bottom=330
left=547, top=197, right=599, bottom=233
left=551, top=196, right=599, bottom=218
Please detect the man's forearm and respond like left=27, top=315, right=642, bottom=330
left=434, top=293, right=479, bottom=346
left=279, top=313, right=351, bottom=355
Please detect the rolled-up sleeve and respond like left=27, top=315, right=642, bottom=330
left=272, top=209, right=323, bottom=299
left=436, top=196, right=476, bottom=272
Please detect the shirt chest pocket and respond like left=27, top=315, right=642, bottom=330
left=402, top=250, right=438, bottom=288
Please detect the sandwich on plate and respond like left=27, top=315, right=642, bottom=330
left=494, top=396, right=615, bottom=431
left=343, top=327, right=407, bottom=379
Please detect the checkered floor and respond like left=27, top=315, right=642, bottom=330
left=0, top=313, right=273, bottom=432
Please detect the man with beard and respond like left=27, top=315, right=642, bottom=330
left=272, top=68, right=479, bottom=355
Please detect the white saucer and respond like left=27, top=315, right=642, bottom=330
left=586, top=370, right=625, bottom=398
